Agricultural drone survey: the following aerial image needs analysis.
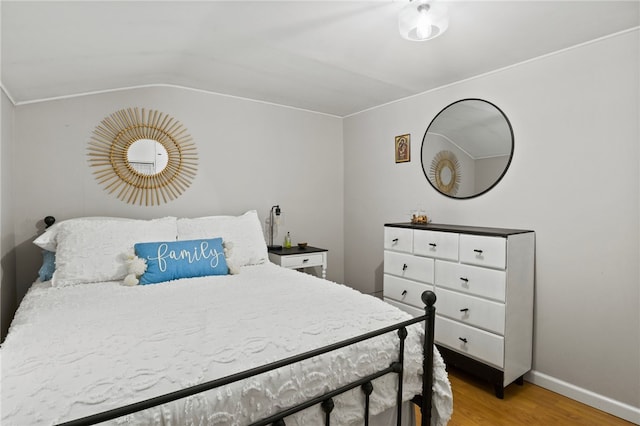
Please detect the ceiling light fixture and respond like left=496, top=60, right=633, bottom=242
left=399, top=0, right=449, bottom=41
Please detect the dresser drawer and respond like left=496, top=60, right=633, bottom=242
left=436, top=288, right=505, bottom=334
left=435, top=260, right=506, bottom=302
left=459, top=234, right=506, bottom=269
left=414, top=230, right=459, bottom=261
left=384, top=227, right=413, bottom=253
left=435, top=316, right=504, bottom=368
left=384, top=298, right=424, bottom=318
left=383, top=275, right=434, bottom=309
left=384, top=251, right=434, bottom=284
left=280, top=253, right=324, bottom=269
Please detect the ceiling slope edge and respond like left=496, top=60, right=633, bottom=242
left=0, top=84, right=17, bottom=105
left=8, top=83, right=342, bottom=119
left=344, top=26, right=640, bottom=119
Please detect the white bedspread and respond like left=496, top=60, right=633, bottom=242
left=1, top=264, right=451, bottom=425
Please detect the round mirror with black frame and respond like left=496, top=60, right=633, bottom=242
left=421, top=99, right=514, bottom=199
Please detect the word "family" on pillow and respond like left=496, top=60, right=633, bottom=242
left=135, top=238, right=229, bottom=285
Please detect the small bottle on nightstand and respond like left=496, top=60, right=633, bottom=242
left=284, top=232, right=292, bottom=248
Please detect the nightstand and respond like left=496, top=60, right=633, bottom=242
left=268, top=246, right=328, bottom=279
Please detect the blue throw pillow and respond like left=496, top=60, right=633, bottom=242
left=38, top=250, right=56, bottom=282
left=135, top=238, right=229, bottom=285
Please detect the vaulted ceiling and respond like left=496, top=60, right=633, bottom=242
left=2, top=1, right=638, bottom=116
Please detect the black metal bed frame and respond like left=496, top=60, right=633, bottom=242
left=40, top=217, right=437, bottom=426
left=53, top=291, right=436, bottom=426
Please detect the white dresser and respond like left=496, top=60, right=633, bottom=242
left=383, top=223, right=534, bottom=398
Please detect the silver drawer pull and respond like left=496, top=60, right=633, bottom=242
left=458, top=337, right=468, bottom=343
left=402, top=263, right=408, bottom=271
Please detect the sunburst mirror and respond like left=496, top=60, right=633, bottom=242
left=429, top=150, right=461, bottom=196
left=88, top=108, right=198, bottom=206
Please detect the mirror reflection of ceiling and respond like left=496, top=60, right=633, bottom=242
left=427, top=100, right=512, bottom=159
left=2, top=1, right=638, bottom=116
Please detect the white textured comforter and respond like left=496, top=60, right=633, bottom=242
left=1, top=264, right=451, bottom=425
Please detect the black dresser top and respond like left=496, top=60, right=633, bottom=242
left=385, top=222, right=533, bottom=237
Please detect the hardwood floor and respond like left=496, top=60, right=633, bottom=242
left=418, top=366, right=635, bottom=425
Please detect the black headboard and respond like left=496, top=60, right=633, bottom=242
left=44, top=216, right=56, bottom=228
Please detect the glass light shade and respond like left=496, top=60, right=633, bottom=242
left=399, top=0, right=449, bottom=41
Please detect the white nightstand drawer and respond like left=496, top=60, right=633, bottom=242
left=384, top=298, right=424, bottom=318
left=383, top=275, right=434, bottom=309
left=436, top=288, right=505, bottom=335
left=280, top=253, right=324, bottom=269
left=384, top=227, right=413, bottom=253
left=384, top=251, right=434, bottom=284
left=459, top=234, right=506, bottom=269
left=436, top=316, right=504, bottom=368
left=435, top=260, right=506, bottom=302
left=413, top=230, right=459, bottom=261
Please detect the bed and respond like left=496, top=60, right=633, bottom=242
left=1, top=211, right=452, bottom=425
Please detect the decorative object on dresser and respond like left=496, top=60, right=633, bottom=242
left=411, top=211, right=429, bottom=224
left=87, top=107, right=198, bottom=206
left=383, top=222, right=535, bottom=399
left=268, top=245, right=328, bottom=279
left=421, top=99, right=514, bottom=199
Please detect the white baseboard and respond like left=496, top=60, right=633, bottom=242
left=526, top=370, right=640, bottom=425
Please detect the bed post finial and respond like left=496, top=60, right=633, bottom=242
left=44, top=216, right=56, bottom=228
left=421, top=290, right=436, bottom=307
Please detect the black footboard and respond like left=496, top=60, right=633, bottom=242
left=57, top=290, right=437, bottom=426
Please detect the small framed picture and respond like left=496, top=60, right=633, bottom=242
left=395, top=134, right=410, bottom=163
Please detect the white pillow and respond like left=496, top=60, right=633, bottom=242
left=177, top=210, right=268, bottom=267
left=52, top=217, right=178, bottom=287
left=34, top=216, right=133, bottom=252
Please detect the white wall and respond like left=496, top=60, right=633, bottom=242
left=1, top=89, right=17, bottom=341
left=10, top=86, right=344, bottom=306
left=344, top=30, right=639, bottom=420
